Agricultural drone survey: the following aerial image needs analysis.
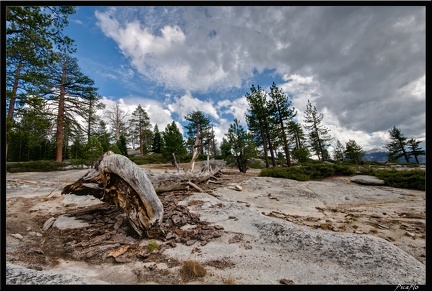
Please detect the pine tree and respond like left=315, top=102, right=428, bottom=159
left=268, top=82, right=297, bottom=167
left=85, top=136, right=104, bottom=167
left=334, top=140, right=345, bottom=161
left=385, top=126, right=410, bottom=163
left=129, top=105, right=151, bottom=156
left=94, top=120, right=111, bottom=152
left=184, top=110, right=212, bottom=155
left=245, top=84, right=276, bottom=167
left=8, top=96, right=54, bottom=161
left=161, top=121, right=187, bottom=162
left=287, top=121, right=306, bottom=150
left=38, top=52, right=100, bottom=162
left=225, top=118, right=257, bottom=173
left=406, top=138, right=425, bottom=164
left=6, top=6, right=76, bottom=159
left=152, top=124, right=162, bottom=154
left=344, top=140, right=364, bottom=164
left=303, top=100, right=332, bottom=161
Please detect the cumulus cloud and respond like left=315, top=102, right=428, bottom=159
left=91, top=6, right=425, bottom=151
left=166, top=92, right=219, bottom=121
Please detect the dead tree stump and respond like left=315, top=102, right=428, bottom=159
left=62, top=151, right=164, bottom=237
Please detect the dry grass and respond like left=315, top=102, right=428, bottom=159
left=180, top=260, right=207, bottom=282
left=223, top=276, right=236, bottom=284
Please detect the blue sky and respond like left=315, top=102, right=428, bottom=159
left=63, top=5, right=426, bottom=153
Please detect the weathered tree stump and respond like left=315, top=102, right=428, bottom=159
left=62, top=151, right=164, bottom=238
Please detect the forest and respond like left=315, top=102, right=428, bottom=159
left=5, top=6, right=425, bottom=171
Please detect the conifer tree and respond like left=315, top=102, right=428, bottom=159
left=161, top=121, right=187, bottom=162
left=129, top=105, right=151, bottom=155
left=184, top=110, right=212, bottom=155
left=344, top=140, right=364, bottom=164
left=385, top=126, right=409, bottom=162
left=268, top=82, right=297, bottom=167
left=6, top=6, right=76, bottom=159
left=152, top=124, right=162, bottom=154
left=38, top=52, right=100, bottom=162
left=303, top=99, right=332, bottom=161
left=406, top=138, right=425, bottom=164
left=245, top=84, right=276, bottom=167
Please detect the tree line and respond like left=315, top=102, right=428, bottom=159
left=5, top=6, right=425, bottom=170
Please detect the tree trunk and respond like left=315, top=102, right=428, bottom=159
left=185, top=126, right=202, bottom=173
left=6, top=58, right=23, bottom=160
left=55, top=63, right=67, bottom=163
left=62, top=151, right=164, bottom=237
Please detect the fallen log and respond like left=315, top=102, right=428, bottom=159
left=62, top=151, right=164, bottom=238
left=62, top=152, right=227, bottom=237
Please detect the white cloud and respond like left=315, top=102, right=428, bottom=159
left=167, top=93, right=219, bottom=121
left=90, top=6, right=425, bottom=152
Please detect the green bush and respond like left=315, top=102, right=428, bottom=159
left=259, top=163, right=356, bottom=181
left=372, top=169, right=425, bottom=191
left=7, top=160, right=67, bottom=173
left=259, top=167, right=311, bottom=181
left=333, top=164, right=356, bottom=176
left=129, top=153, right=164, bottom=165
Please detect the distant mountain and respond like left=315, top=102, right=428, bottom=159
left=362, top=149, right=426, bottom=164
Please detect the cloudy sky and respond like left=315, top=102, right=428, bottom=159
left=63, top=5, right=426, bottom=153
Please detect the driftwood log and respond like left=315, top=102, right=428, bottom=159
left=62, top=152, right=226, bottom=237
left=62, top=151, right=164, bottom=237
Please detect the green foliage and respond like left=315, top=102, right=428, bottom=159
left=259, top=160, right=425, bottom=191
left=225, top=118, right=257, bottom=173
left=344, top=139, right=364, bottom=164
left=259, top=163, right=355, bottom=181
left=85, top=136, right=104, bottom=166
left=184, top=110, right=212, bottom=154
left=372, top=169, right=425, bottom=191
left=291, top=146, right=311, bottom=162
left=247, top=158, right=263, bottom=169
left=333, top=164, right=356, bottom=176
left=260, top=167, right=311, bottom=181
left=7, top=160, right=67, bottom=173
left=303, top=99, right=332, bottom=161
left=129, top=154, right=164, bottom=165
left=385, top=126, right=410, bottom=163
left=161, top=121, right=187, bottom=161
left=146, top=240, right=159, bottom=252
left=152, top=124, right=162, bottom=154
left=129, top=105, right=152, bottom=155
left=116, top=135, right=128, bottom=157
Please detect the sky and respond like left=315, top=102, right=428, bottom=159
left=62, top=5, right=426, bottom=154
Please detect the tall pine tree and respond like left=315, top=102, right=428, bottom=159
left=303, top=100, right=332, bottom=161
left=268, top=82, right=297, bottom=167
left=385, top=126, right=409, bottom=162
left=245, top=84, right=276, bottom=167
left=129, top=105, right=151, bottom=156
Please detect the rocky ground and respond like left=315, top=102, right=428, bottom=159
left=5, top=162, right=426, bottom=285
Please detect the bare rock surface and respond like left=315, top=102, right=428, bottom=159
left=351, top=175, right=385, bottom=185
left=5, top=165, right=426, bottom=285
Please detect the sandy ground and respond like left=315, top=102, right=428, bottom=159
left=4, top=163, right=426, bottom=285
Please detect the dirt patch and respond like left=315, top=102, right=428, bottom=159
left=5, top=164, right=425, bottom=284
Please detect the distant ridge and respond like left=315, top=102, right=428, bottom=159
left=362, top=149, right=425, bottom=164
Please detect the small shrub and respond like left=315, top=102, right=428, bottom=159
left=129, top=153, right=164, bottom=165
left=6, top=160, right=67, bottom=173
left=224, top=276, right=236, bottom=284
left=372, top=169, right=425, bottom=191
left=180, top=260, right=207, bottom=282
left=333, top=164, right=355, bottom=176
left=146, top=240, right=159, bottom=252
left=259, top=167, right=310, bottom=181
